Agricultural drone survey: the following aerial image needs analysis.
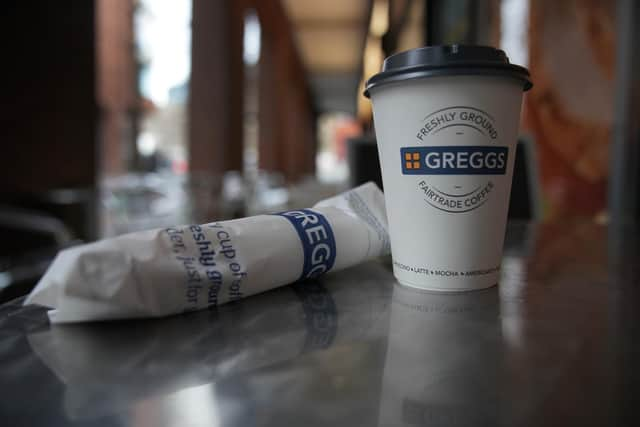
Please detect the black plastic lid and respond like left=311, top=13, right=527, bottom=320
left=364, top=45, right=532, bottom=97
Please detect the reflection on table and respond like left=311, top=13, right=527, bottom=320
left=1, top=222, right=639, bottom=426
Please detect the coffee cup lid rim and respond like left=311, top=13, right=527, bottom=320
left=364, top=45, right=532, bottom=98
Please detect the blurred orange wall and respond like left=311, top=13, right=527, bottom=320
left=524, top=0, right=615, bottom=219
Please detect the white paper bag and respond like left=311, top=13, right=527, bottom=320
left=25, top=182, right=389, bottom=323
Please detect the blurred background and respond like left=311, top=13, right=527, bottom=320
left=1, top=0, right=636, bottom=301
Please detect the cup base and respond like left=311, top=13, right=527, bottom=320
left=396, top=277, right=498, bottom=293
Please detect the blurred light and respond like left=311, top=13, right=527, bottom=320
left=137, top=132, right=158, bottom=156
left=363, top=36, right=384, bottom=80
left=357, top=36, right=384, bottom=121
left=369, top=0, right=389, bottom=37
left=357, top=78, right=371, bottom=122
left=500, top=256, right=527, bottom=349
left=162, top=383, right=220, bottom=427
left=136, top=0, right=192, bottom=106
left=0, top=272, right=11, bottom=289
left=500, top=0, right=529, bottom=67
left=243, top=11, right=261, bottom=66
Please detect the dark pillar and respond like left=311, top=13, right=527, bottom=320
left=189, top=0, right=245, bottom=175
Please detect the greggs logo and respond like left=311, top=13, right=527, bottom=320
left=272, top=209, right=337, bottom=280
left=401, top=146, right=508, bottom=175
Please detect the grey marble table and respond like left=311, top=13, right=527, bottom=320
left=1, top=222, right=639, bottom=426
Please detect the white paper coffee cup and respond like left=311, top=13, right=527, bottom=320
left=365, top=45, right=532, bottom=291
